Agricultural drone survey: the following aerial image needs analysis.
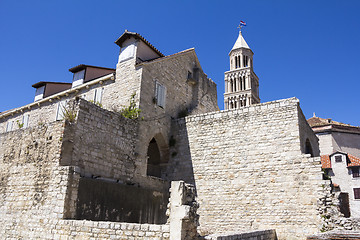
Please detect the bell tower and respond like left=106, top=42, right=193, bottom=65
left=224, top=26, right=260, bottom=110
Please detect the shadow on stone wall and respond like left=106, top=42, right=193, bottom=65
left=75, top=177, right=169, bottom=224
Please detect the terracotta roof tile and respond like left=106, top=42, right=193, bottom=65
left=321, top=155, right=331, bottom=169
left=348, top=154, right=360, bottom=167
left=307, top=116, right=352, bottom=128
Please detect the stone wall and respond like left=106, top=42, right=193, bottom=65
left=168, top=98, right=326, bottom=240
left=205, top=229, right=277, bottom=240
left=298, top=104, right=320, bottom=157
left=63, top=99, right=139, bottom=181
left=0, top=121, right=73, bottom=238
left=128, top=49, right=219, bottom=179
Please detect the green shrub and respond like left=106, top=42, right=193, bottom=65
left=120, top=93, right=142, bottom=120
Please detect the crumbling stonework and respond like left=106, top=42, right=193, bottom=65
left=168, top=98, right=326, bottom=239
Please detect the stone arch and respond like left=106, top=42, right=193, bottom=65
left=305, top=138, right=314, bottom=157
left=146, top=133, right=169, bottom=178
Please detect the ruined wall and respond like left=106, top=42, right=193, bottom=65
left=0, top=121, right=75, bottom=238
left=0, top=100, right=172, bottom=239
left=64, top=99, right=139, bottom=181
left=168, top=98, right=326, bottom=240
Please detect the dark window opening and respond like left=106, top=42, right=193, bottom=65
left=335, top=155, right=342, bottom=162
left=354, top=188, right=360, bottom=199
left=146, top=138, right=162, bottom=178
left=305, top=139, right=314, bottom=157
left=353, top=167, right=360, bottom=178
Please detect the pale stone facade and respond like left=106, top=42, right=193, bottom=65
left=0, top=29, right=345, bottom=239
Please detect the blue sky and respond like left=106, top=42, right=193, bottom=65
left=1, top=0, right=359, bottom=126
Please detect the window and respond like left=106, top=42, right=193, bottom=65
left=354, top=188, right=360, bottom=199
left=155, top=81, right=166, bottom=108
left=56, top=101, right=67, bottom=120
left=94, top=88, right=104, bottom=104
left=353, top=167, right=360, bottom=178
left=72, top=70, right=85, bottom=88
left=34, top=86, right=45, bottom=101
left=22, top=114, right=29, bottom=128
left=335, top=156, right=342, bottom=162
left=6, top=121, right=13, bottom=132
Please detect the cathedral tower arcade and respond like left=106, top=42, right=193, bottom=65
left=224, top=28, right=260, bottom=110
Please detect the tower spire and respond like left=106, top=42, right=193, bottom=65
left=224, top=23, right=260, bottom=110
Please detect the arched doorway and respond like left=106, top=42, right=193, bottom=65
left=146, top=138, right=162, bottom=178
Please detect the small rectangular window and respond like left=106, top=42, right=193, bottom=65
left=22, top=114, right=29, bottom=128
left=94, top=88, right=104, bottom=104
left=335, top=156, right=342, bottom=162
left=6, top=121, right=13, bottom=132
left=56, top=101, right=67, bottom=120
left=155, top=81, right=166, bottom=108
left=354, top=188, right=360, bottom=199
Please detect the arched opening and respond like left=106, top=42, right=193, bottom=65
left=305, top=138, right=314, bottom=157
left=146, top=134, right=169, bottom=179
left=146, top=138, right=162, bottom=178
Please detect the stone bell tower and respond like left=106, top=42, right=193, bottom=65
left=224, top=27, right=260, bottom=110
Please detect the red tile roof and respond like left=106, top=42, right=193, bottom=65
left=307, top=116, right=353, bottom=128
left=321, top=155, right=331, bottom=169
left=320, top=153, right=360, bottom=168
left=348, top=154, right=360, bottom=167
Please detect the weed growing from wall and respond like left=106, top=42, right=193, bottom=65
left=119, top=93, right=142, bottom=120
left=16, top=120, right=24, bottom=129
left=62, top=104, right=77, bottom=123
left=89, top=100, right=103, bottom=108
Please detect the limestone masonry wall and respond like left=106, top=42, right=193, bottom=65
left=168, top=98, right=326, bottom=240
left=64, top=99, right=139, bottom=181
left=0, top=121, right=73, bottom=238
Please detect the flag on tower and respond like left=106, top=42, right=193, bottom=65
left=240, top=21, right=247, bottom=26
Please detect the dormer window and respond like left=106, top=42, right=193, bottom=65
left=69, top=65, right=115, bottom=88
left=335, top=155, right=342, bottom=162
left=72, top=69, right=85, bottom=88
left=34, top=86, right=45, bottom=101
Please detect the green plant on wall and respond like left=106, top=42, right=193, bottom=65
left=119, top=93, right=142, bottom=120
left=89, top=100, right=103, bottom=108
left=62, top=105, right=77, bottom=123
left=16, top=120, right=24, bottom=129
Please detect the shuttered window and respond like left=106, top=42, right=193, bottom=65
left=56, top=101, right=67, bottom=120
left=155, top=81, right=166, bottom=108
left=94, top=88, right=104, bottom=104
left=22, top=114, right=29, bottom=128
left=6, top=121, right=13, bottom=132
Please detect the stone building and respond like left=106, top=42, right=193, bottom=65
left=308, top=115, right=360, bottom=219
left=308, top=115, right=360, bottom=158
left=321, top=152, right=360, bottom=218
left=0, top=29, right=342, bottom=240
